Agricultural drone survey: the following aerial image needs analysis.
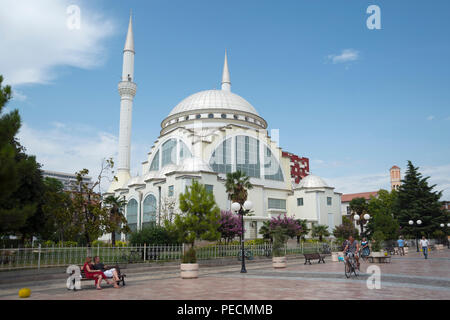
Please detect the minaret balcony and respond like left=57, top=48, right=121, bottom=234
left=118, top=81, right=137, bottom=96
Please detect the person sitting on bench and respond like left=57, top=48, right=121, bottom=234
left=83, top=257, right=117, bottom=290
left=93, top=256, right=121, bottom=287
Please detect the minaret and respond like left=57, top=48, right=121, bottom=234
left=109, top=14, right=137, bottom=192
left=390, top=165, right=401, bottom=190
left=221, top=50, right=231, bottom=92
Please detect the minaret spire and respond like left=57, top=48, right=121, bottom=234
left=109, top=13, right=137, bottom=193
left=221, top=50, right=231, bottom=92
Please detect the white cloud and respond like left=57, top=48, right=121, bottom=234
left=327, top=49, right=360, bottom=64
left=17, top=122, right=148, bottom=193
left=0, top=0, right=116, bottom=86
left=11, top=89, right=27, bottom=102
left=325, top=164, right=450, bottom=200
left=427, top=115, right=435, bottom=121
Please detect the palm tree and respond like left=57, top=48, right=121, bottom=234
left=311, top=224, right=330, bottom=242
left=103, top=195, right=127, bottom=247
left=295, top=219, right=310, bottom=243
left=225, top=170, right=253, bottom=206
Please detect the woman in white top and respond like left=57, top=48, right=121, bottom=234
left=419, top=236, right=429, bottom=259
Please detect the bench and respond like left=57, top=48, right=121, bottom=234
left=72, top=264, right=126, bottom=290
left=303, top=253, right=327, bottom=265
left=367, top=256, right=391, bottom=263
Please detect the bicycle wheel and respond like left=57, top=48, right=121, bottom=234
left=344, top=261, right=351, bottom=278
left=353, top=262, right=360, bottom=277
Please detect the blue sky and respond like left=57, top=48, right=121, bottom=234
left=2, top=0, right=449, bottom=198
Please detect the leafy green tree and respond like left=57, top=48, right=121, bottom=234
left=103, top=195, right=129, bottom=247
left=366, top=189, right=400, bottom=240
left=0, top=75, right=44, bottom=239
left=333, top=216, right=359, bottom=240
left=396, top=161, right=445, bottom=237
left=225, top=170, right=253, bottom=206
left=259, top=220, right=272, bottom=242
left=311, top=224, right=330, bottom=242
left=174, top=180, right=221, bottom=261
left=271, top=226, right=288, bottom=257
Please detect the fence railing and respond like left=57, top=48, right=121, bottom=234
left=0, top=241, right=343, bottom=271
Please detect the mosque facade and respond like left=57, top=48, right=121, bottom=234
left=105, top=16, right=343, bottom=240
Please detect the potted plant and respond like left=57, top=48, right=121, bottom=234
left=370, top=231, right=385, bottom=258
left=173, top=181, right=221, bottom=279
left=271, top=226, right=288, bottom=268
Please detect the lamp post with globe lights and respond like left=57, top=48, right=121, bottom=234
left=232, top=200, right=253, bottom=273
left=409, top=219, right=422, bottom=252
left=441, top=223, right=450, bottom=249
left=354, top=213, right=370, bottom=237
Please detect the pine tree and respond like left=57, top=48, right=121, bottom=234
left=175, top=180, right=221, bottom=259
left=396, top=161, right=445, bottom=237
left=0, top=75, right=44, bottom=239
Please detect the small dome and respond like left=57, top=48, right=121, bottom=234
left=179, top=157, right=214, bottom=173
left=298, top=174, right=329, bottom=188
left=168, top=90, right=259, bottom=117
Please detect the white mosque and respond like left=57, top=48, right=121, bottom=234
left=104, top=16, right=343, bottom=240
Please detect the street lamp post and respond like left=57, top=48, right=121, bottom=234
left=232, top=200, right=253, bottom=273
left=409, top=219, right=422, bottom=252
left=354, top=214, right=370, bottom=237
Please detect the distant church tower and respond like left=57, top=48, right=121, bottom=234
left=390, top=165, right=401, bottom=190
left=109, top=14, right=136, bottom=192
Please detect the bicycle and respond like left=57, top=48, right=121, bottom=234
left=344, top=252, right=359, bottom=278
left=237, top=248, right=254, bottom=261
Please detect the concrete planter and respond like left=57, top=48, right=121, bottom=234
left=180, top=263, right=199, bottom=279
left=370, top=251, right=386, bottom=258
left=272, top=256, right=287, bottom=268
left=331, top=252, right=343, bottom=262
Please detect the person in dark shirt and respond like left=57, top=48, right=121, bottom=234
left=93, top=256, right=120, bottom=288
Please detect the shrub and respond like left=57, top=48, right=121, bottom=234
left=182, top=247, right=197, bottom=264
left=271, top=226, right=288, bottom=257
left=129, top=225, right=179, bottom=245
left=371, top=231, right=385, bottom=252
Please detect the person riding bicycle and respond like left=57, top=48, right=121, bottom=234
left=343, top=235, right=360, bottom=269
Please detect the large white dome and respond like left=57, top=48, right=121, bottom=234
left=298, top=174, right=329, bottom=188
left=168, top=89, right=259, bottom=117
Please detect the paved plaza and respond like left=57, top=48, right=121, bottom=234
left=0, top=250, right=449, bottom=300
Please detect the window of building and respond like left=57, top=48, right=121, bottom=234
left=221, top=114, right=227, bottom=119
left=268, top=198, right=286, bottom=210
left=142, top=195, right=156, bottom=228
left=196, top=114, right=201, bottom=119
left=185, top=116, right=189, bottom=121
left=235, top=135, right=260, bottom=178
left=168, top=185, right=174, bottom=197
left=126, top=199, right=138, bottom=233
left=205, top=184, right=213, bottom=194
left=208, top=113, right=214, bottom=118
left=209, top=138, right=232, bottom=174
left=328, top=213, right=334, bottom=232
left=264, top=147, right=283, bottom=181
left=233, top=114, right=238, bottom=120
left=161, top=139, right=177, bottom=167
left=149, top=150, right=160, bottom=171
left=346, top=206, right=351, bottom=215
left=327, top=197, right=332, bottom=206
left=297, top=198, right=303, bottom=206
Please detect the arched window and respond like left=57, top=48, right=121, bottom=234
left=209, top=135, right=284, bottom=182
left=179, top=140, right=192, bottom=161
left=264, top=147, right=284, bottom=181
left=126, top=199, right=138, bottom=233
left=142, top=194, right=157, bottom=228
left=221, top=114, right=227, bottom=119
left=208, top=113, right=214, bottom=118
left=209, top=138, right=232, bottom=174
left=185, top=116, right=189, bottom=121
left=162, top=139, right=177, bottom=167
left=235, top=135, right=260, bottom=178
left=149, top=150, right=160, bottom=171
left=196, top=114, right=201, bottom=119
left=233, top=115, right=238, bottom=120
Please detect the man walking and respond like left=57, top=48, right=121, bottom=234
left=397, top=236, right=405, bottom=256
left=419, top=236, right=430, bottom=259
